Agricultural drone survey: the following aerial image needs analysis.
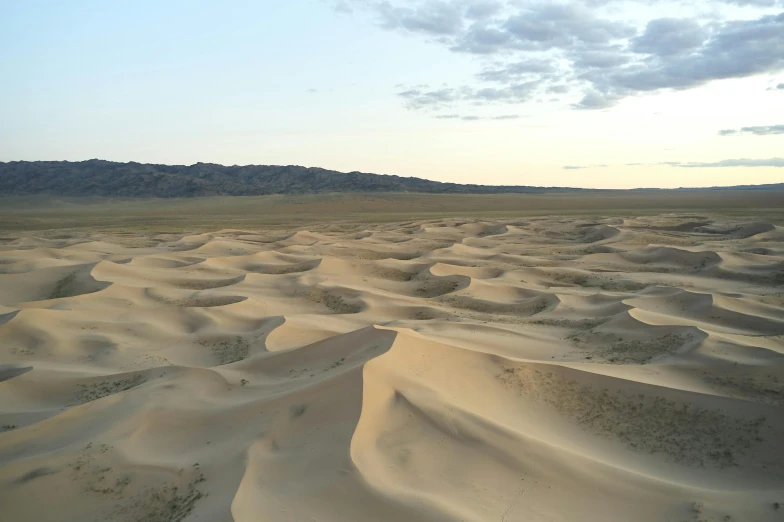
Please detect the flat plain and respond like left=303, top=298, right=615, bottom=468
left=1, top=192, right=783, bottom=521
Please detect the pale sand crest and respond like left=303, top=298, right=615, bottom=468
left=0, top=214, right=783, bottom=521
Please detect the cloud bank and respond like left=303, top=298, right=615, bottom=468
left=719, top=124, right=784, bottom=135
left=332, top=1, right=784, bottom=111
left=665, top=158, right=784, bottom=167
left=564, top=158, right=784, bottom=169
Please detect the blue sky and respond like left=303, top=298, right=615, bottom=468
left=1, top=0, right=783, bottom=188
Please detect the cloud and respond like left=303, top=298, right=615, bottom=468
left=572, top=90, right=619, bottom=110
left=570, top=49, right=632, bottom=69
left=375, top=0, right=466, bottom=36
left=342, top=0, right=784, bottom=110
left=449, top=25, right=516, bottom=54
left=501, top=4, right=635, bottom=50
left=584, top=13, right=784, bottom=99
left=547, top=84, right=569, bottom=94
left=477, top=59, right=556, bottom=82
left=630, top=18, right=707, bottom=56
left=339, top=1, right=784, bottom=111
left=397, top=80, right=540, bottom=109
left=568, top=158, right=784, bottom=168
left=331, top=1, right=354, bottom=13
left=398, top=87, right=456, bottom=109
left=563, top=164, right=608, bottom=169
left=719, top=124, right=784, bottom=135
left=433, top=113, right=520, bottom=120
left=465, top=0, right=504, bottom=20
left=665, top=158, right=784, bottom=167
left=722, top=0, right=781, bottom=5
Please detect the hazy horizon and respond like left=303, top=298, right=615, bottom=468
left=2, top=0, right=783, bottom=189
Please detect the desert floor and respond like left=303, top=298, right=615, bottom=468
left=1, top=209, right=783, bottom=521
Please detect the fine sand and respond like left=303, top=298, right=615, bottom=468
left=1, top=213, right=783, bottom=521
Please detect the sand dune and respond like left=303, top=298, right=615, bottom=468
left=1, top=214, right=783, bottom=521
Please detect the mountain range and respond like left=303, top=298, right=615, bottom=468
left=1, top=160, right=781, bottom=197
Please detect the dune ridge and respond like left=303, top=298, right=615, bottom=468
left=1, top=214, right=783, bottom=521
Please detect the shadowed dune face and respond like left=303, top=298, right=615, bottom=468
left=1, top=214, right=784, bottom=522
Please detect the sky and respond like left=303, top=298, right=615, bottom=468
left=0, top=0, right=782, bottom=189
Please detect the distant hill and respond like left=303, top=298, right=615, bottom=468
left=0, top=160, right=781, bottom=197
left=0, top=160, right=584, bottom=197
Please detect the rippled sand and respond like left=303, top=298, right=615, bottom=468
left=1, top=214, right=783, bottom=521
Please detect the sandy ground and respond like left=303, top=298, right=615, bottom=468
left=0, top=213, right=783, bottom=521
left=2, top=191, right=783, bottom=233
